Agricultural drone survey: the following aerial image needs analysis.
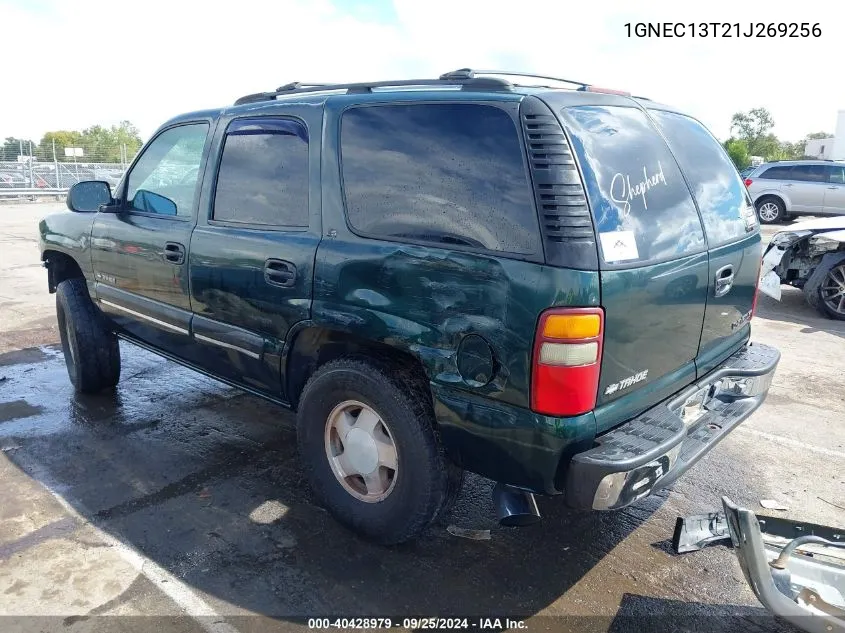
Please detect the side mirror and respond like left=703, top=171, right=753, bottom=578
left=67, top=181, right=113, bottom=213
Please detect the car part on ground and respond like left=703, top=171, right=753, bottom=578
left=722, top=498, right=845, bottom=633
left=760, top=216, right=845, bottom=319
left=673, top=504, right=845, bottom=555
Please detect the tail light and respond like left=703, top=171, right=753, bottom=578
left=531, top=307, right=604, bottom=417
left=744, top=178, right=753, bottom=187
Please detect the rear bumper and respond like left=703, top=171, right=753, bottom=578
left=565, top=342, right=780, bottom=510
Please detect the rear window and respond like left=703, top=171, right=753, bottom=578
left=649, top=110, right=754, bottom=246
left=340, top=103, right=539, bottom=255
left=559, top=105, right=705, bottom=265
left=759, top=165, right=793, bottom=180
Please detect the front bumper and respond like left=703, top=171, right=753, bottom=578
left=565, top=342, right=780, bottom=510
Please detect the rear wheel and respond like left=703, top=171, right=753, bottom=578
left=756, top=197, right=784, bottom=223
left=56, top=278, right=121, bottom=393
left=817, top=262, right=845, bottom=321
left=296, top=357, right=461, bottom=544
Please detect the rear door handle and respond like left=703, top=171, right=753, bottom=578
left=714, top=264, right=734, bottom=298
left=163, top=242, right=185, bottom=264
left=783, top=183, right=794, bottom=187
left=264, top=258, right=297, bottom=288
left=828, top=186, right=840, bottom=190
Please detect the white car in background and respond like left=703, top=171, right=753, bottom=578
left=760, top=216, right=845, bottom=319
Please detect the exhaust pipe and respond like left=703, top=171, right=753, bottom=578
left=493, top=483, right=541, bottom=527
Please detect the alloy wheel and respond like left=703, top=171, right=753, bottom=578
left=821, top=264, right=845, bottom=316
left=758, top=202, right=779, bottom=222
left=324, top=400, right=398, bottom=502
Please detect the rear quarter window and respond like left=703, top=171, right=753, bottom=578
left=340, top=103, right=540, bottom=256
left=649, top=110, right=755, bottom=246
left=759, top=165, right=793, bottom=179
left=558, top=105, right=705, bottom=265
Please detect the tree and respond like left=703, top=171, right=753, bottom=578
left=806, top=131, right=833, bottom=140
left=730, top=108, right=778, bottom=158
left=1, top=137, right=37, bottom=161
left=723, top=138, right=750, bottom=169
left=36, top=130, right=83, bottom=161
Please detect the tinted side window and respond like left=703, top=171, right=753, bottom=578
left=213, top=119, right=308, bottom=227
left=559, top=105, right=705, bottom=265
left=828, top=165, right=845, bottom=184
left=759, top=166, right=793, bottom=180
left=649, top=110, right=752, bottom=246
left=340, top=103, right=539, bottom=255
left=126, top=123, right=209, bottom=217
left=790, top=164, right=827, bottom=183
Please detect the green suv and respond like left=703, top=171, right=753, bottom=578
left=39, top=69, right=780, bottom=544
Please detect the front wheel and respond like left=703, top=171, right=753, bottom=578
left=816, top=261, right=845, bottom=321
left=296, top=358, right=462, bottom=544
left=56, top=277, right=121, bottom=393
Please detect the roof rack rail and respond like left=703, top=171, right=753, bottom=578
left=439, top=68, right=592, bottom=89
left=439, top=69, right=638, bottom=98
left=234, top=74, right=512, bottom=105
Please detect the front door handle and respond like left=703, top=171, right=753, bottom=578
left=163, top=242, right=185, bottom=264
left=714, top=264, right=734, bottom=298
left=264, top=258, right=297, bottom=288
left=828, top=186, right=840, bottom=190
left=783, top=183, right=793, bottom=187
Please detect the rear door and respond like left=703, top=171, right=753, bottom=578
left=823, top=164, right=845, bottom=214
left=648, top=109, right=761, bottom=375
left=786, top=164, right=827, bottom=213
left=186, top=109, right=321, bottom=399
left=556, top=104, right=709, bottom=432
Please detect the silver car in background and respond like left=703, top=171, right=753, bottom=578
left=744, top=160, right=845, bottom=223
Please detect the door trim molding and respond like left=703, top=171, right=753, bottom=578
left=100, top=299, right=190, bottom=335
left=194, top=333, right=261, bottom=359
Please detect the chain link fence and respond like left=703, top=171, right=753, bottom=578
left=0, top=141, right=138, bottom=199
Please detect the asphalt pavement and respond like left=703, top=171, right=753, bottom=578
left=1, top=203, right=843, bottom=632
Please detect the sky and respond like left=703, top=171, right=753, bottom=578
left=1, top=0, right=842, bottom=144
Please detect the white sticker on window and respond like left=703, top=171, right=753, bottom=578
left=599, top=230, right=639, bottom=262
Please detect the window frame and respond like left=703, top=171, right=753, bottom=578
left=337, top=101, right=543, bottom=263
left=208, top=116, right=311, bottom=233
left=117, top=121, right=211, bottom=223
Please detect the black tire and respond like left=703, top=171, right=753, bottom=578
left=56, top=277, right=121, bottom=393
left=296, top=357, right=462, bottom=544
left=804, top=254, right=845, bottom=321
left=755, top=197, right=785, bottom=224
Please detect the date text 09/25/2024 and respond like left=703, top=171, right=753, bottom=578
left=625, top=22, right=821, bottom=38
left=307, top=618, right=527, bottom=630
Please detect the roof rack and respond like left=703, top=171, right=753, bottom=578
left=439, top=68, right=592, bottom=90
left=234, top=74, right=513, bottom=105
left=441, top=69, right=639, bottom=97
left=234, top=68, right=640, bottom=105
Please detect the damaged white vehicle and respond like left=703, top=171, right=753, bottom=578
left=760, top=217, right=845, bottom=320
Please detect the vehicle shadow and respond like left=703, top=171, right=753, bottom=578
left=0, top=343, right=671, bottom=622
left=755, top=289, right=845, bottom=341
